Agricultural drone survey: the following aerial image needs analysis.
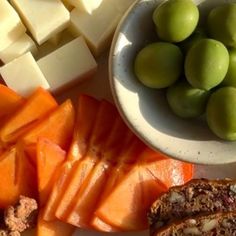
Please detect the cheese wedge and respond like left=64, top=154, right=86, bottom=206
left=0, top=34, right=38, bottom=64
left=37, top=36, right=97, bottom=93
left=10, top=0, right=70, bottom=45
left=0, top=52, right=50, bottom=96
left=0, top=0, right=26, bottom=52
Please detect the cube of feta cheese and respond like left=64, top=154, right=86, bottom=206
left=61, top=0, right=74, bottom=11
left=0, top=34, right=38, bottom=64
left=37, top=36, right=97, bottom=92
left=36, top=30, right=75, bottom=60
left=0, top=52, right=50, bottom=96
left=70, top=1, right=121, bottom=56
left=69, top=0, right=136, bottom=56
left=0, top=0, right=26, bottom=52
left=67, top=0, right=103, bottom=14
left=10, top=0, right=70, bottom=45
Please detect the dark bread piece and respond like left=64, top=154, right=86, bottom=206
left=154, top=211, right=236, bottom=236
left=148, top=179, right=236, bottom=234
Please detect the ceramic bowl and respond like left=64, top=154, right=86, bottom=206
left=109, top=0, right=236, bottom=165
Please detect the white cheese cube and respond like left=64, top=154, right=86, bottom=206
left=48, top=33, right=62, bottom=46
left=67, top=0, right=103, bottom=14
left=36, top=30, right=75, bottom=60
left=61, top=0, right=74, bottom=11
left=0, top=0, right=26, bottom=52
left=37, top=36, right=97, bottom=92
left=0, top=34, right=38, bottom=64
left=10, top=0, right=70, bottom=45
left=0, top=52, right=50, bottom=96
left=70, top=1, right=121, bottom=56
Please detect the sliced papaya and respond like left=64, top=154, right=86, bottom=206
left=55, top=100, right=118, bottom=221
left=94, top=152, right=193, bottom=231
left=37, top=210, right=75, bottom=236
left=0, top=147, right=19, bottom=208
left=43, top=95, right=100, bottom=221
left=0, top=145, right=37, bottom=208
left=16, top=143, right=38, bottom=200
left=67, top=94, right=100, bottom=162
left=91, top=217, right=121, bottom=232
left=94, top=163, right=167, bottom=231
left=37, top=138, right=66, bottom=206
left=0, top=88, right=58, bottom=144
left=43, top=162, right=73, bottom=221
left=90, top=138, right=146, bottom=231
left=21, top=99, right=75, bottom=150
left=0, top=84, right=25, bottom=120
left=24, top=144, right=37, bottom=166
left=65, top=117, right=132, bottom=228
left=138, top=151, right=194, bottom=188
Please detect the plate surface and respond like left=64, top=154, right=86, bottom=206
left=109, top=0, right=236, bottom=164
left=57, top=51, right=236, bottom=236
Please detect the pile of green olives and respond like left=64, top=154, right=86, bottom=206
left=134, top=0, right=236, bottom=141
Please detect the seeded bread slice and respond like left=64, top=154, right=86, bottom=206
left=154, top=211, right=236, bottom=236
left=148, top=179, right=236, bottom=234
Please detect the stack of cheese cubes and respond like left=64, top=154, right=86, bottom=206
left=0, top=0, right=136, bottom=96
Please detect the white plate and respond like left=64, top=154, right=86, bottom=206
left=56, top=52, right=236, bottom=236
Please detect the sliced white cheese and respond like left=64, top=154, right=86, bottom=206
left=37, top=36, right=97, bottom=92
left=69, top=0, right=137, bottom=56
left=70, top=1, right=121, bottom=56
left=48, top=32, right=62, bottom=46
left=36, top=30, right=75, bottom=60
left=0, top=0, right=26, bottom=52
left=67, top=0, right=103, bottom=14
left=10, top=0, right=70, bottom=45
left=61, top=0, right=74, bottom=11
left=0, top=34, right=38, bottom=64
left=0, top=52, right=50, bottom=96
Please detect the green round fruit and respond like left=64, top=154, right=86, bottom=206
left=179, top=27, right=206, bottom=54
left=207, top=87, right=236, bottom=141
left=185, top=39, right=229, bottom=90
left=207, top=3, right=236, bottom=47
left=134, top=42, right=183, bottom=88
left=222, top=48, right=236, bottom=87
left=153, top=0, right=199, bottom=42
left=167, top=81, right=210, bottom=118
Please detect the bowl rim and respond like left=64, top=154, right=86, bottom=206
left=109, top=0, right=236, bottom=165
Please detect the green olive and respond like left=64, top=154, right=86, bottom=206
left=134, top=42, right=183, bottom=88
left=179, top=28, right=206, bottom=55
left=153, top=0, right=199, bottom=42
left=167, top=81, right=210, bottom=118
left=207, top=3, right=236, bottom=47
left=185, top=39, right=229, bottom=90
left=222, top=48, right=236, bottom=87
left=207, top=87, right=236, bottom=141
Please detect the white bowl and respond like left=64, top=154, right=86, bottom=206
left=109, top=0, right=236, bottom=165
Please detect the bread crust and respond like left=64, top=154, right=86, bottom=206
left=148, top=179, right=236, bottom=233
left=154, top=211, right=236, bottom=236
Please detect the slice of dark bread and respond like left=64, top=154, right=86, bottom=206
left=148, top=179, right=236, bottom=234
left=153, top=211, right=236, bottom=236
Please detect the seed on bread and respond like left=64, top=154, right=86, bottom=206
left=153, top=211, right=236, bottom=236
left=148, top=179, right=236, bottom=234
